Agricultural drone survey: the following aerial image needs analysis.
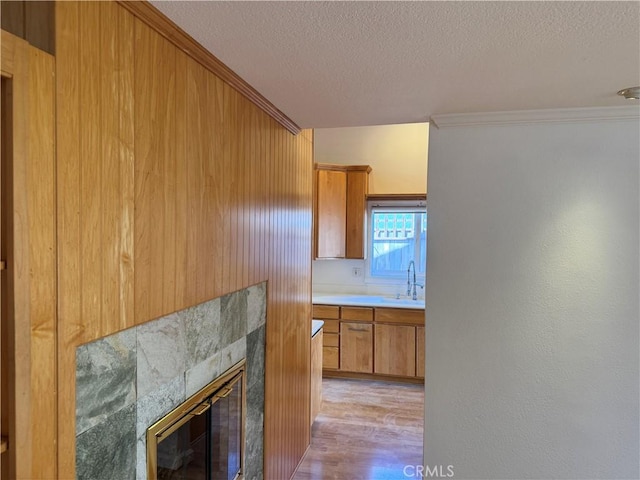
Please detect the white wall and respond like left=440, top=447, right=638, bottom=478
left=424, top=113, right=639, bottom=479
left=313, top=123, right=428, bottom=295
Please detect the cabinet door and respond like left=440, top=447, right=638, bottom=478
left=374, top=324, right=416, bottom=377
left=315, top=169, right=346, bottom=258
left=416, top=326, right=425, bottom=378
left=340, top=322, right=373, bottom=373
left=345, top=170, right=368, bottom=259
left=310, top=330, right=323, bottom=425
left=323, top=347, right=339, bottom=370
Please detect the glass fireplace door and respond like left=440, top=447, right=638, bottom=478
left=148, top=361, right=245, bottom=480
left=156, top=406, right=209, bottom=480
left=210, top=375, right=243, bottom=480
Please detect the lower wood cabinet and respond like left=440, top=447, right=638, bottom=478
left=374, top=324, right=416, bottom=377
left=310, top=329, right=323, bottom=425
left=314, top=304, right=424, bottom=380
left=323, top=346, right=339, bottom=370
left=340, top=322, right=373, bottom=373
left=416, top=326, right=425, bottom=378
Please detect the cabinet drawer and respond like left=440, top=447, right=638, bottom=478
left=322, top=319, right=339, bottom=334
left=313, top=305, right=340, bottom=319
left=375, top=308, right=424, bottom=326
left=341, top=306, right=373, bottom=322
left=323, top=332, right=339, bottom=347
left=323, top=346, right=339, bottom=370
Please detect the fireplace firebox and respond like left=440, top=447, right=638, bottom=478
left=147, top=360, right=246, bottom=480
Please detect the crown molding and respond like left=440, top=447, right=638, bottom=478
left=430, top=106, right=640, bottom=129
left=118, top=1, right=301, bottom=135
left=314, top=163, right=372, bottom=173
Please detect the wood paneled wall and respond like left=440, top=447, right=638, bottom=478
left=56, top=2, right=312, bottom=479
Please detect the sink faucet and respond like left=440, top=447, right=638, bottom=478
left=406, top=260, right=424, bottom=301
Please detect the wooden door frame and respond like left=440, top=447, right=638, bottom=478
left=1, top=29, right=33, bottom=480
left=1, top=29, right=57, bottom=479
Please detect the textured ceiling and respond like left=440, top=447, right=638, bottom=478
left=151, top=1, right=640, bottom=128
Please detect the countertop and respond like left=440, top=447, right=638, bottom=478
left=313, top=293, right=425, bottom=310
left=311, top=319, right=324, bottom=337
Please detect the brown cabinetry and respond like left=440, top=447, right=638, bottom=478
left=340, top=322, right=373, bottom=373
left=315, top=169, right=346, bottom=258
left=416, top=326, right=425, bottom=378
left=313, top=303, right=424, bottom=381
left=310, top=329, right=323, bottom=425
left=313, top=164, right=371, bottom=259
left=374, top=324, right=416, bottom=377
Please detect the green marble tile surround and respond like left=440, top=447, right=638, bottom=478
left=75, top=283, right=267, bottom=480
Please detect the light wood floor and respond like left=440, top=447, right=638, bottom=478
left=293, top=378, right=424, bottom=480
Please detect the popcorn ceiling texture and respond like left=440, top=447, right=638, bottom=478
left=75, top=283, right=267, bottom=480
left=151, top=1, right=639, bottom=128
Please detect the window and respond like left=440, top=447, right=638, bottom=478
left=367, top=202, right=426, bottom=281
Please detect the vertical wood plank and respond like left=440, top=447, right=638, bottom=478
left=27, top=45, right=56, bottom=480
left=209, top=75, right=225, bottom=299
left=174, top=50, right=188, bottom=311
left=118, top=4, right=135, bottom=331
left=100, top=1, right=120, bottom=336
left=183, top=56, right=202, bottom=308
left=200, top=66, right=213, bottom=301
left=134, top=20, right=176, bottom=322
left=241, top=104, right=251, bottom=287
left=133, top=19, right=151, bottom=323
left=161, top=39, right=176, bottom=315
left=56, top=2, right=82, bottom=478
left=224, top=84, right=233, bottom=294
left=190, top=59, right=207, bottom=304
left=232, top=93, right=241, bottom=292
left=79, top=0, right=102, bottom=341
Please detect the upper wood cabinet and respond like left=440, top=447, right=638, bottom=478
left=314, top=164, right=371, bottom=259
left=345, top=168, right=370, bottom=258
left=315, top=168, right=347, bottom=258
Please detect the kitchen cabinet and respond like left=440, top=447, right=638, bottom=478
left=310, top=328, right=323, bottom=425
left=374, top=324, right=416, bottom=377
left=313, top=305, right=340, bottom=370
left=313, top=303, right=424, bottom=381
left=416, top=326, right=425, bottom=378
left=313, top=164, right=371, bottom=259
left=340, top=322, right=373, bottom=373
left=345, top=169, right=370, bottom=258
left=314, top=168, right=346, bottom=258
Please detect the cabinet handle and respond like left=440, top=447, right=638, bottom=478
left=347, top=326, right=369, bottom=332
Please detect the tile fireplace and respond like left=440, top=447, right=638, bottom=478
left=75, top=283, right=266, bottom=480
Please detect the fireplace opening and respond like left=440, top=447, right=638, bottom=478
left=147, top=360, right=246, bottom=480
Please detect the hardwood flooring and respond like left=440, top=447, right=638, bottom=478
left=293, top=378, right=424, bottom=480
